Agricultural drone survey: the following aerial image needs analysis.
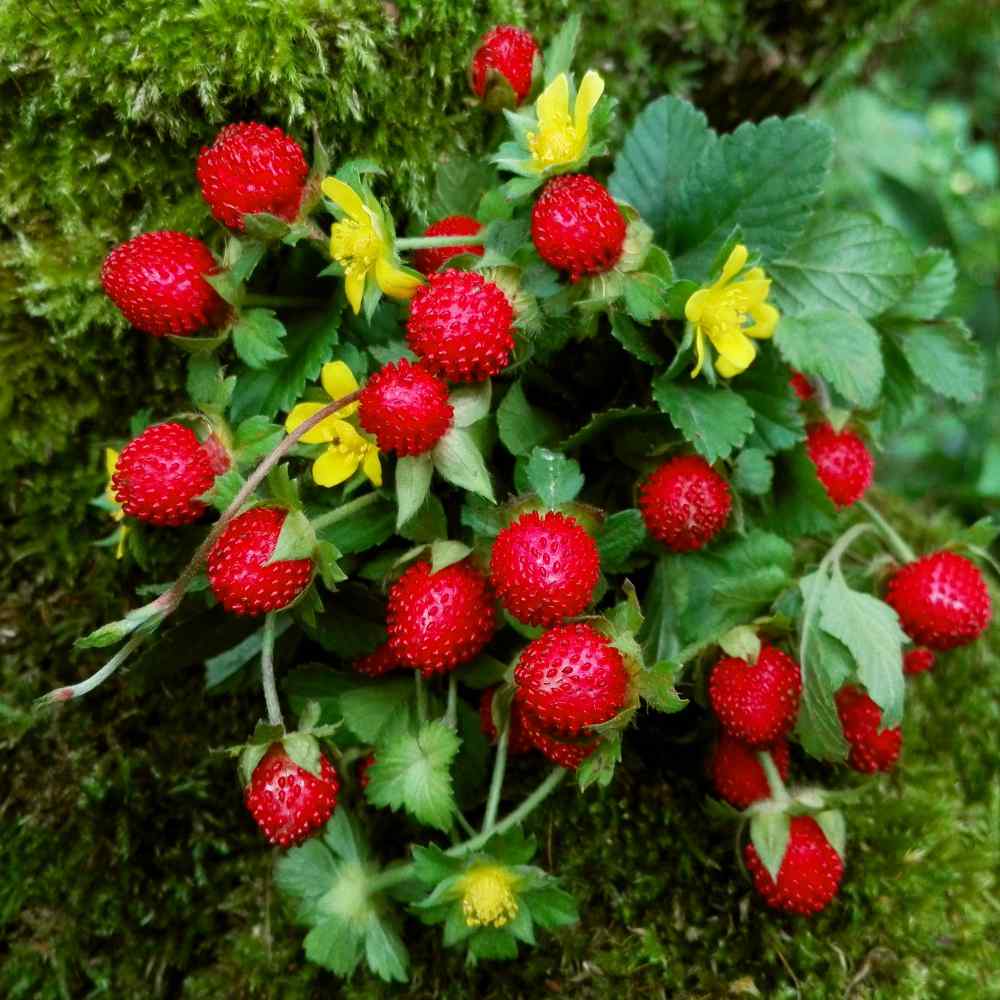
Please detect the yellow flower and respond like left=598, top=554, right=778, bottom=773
left=458, top=864, right=519, bottom=928
left=527, top=70, right=604, bottom=173
left=321, top=177, right=422, bottom=313
left=685, top=244, right=780, bottom=379
left=104, top=448, right=129, bottom=559
left=284, top=361, right=382, bottom=488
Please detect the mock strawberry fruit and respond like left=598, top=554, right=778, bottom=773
left=207, top=506, right=314, bottom=615
left=244, top=746, right=339, bottom=847
left=353, top=643, right=401, bottom=678
left=112, top=422, right=227, bottom=526
left=886, top=551, right=991, bottom=650
left=413, top=215, right=485, bottom=275
left=530, top=175, right=626, bottom=281
left=710, top=733, right=791, bottom=810
left=709, top=643, right=802, bottom=747
left=790, top=371, right=814, bottom=400
left=490, top=511, right=600, bottom=627
left=639, top=455, right=732, bottom=552
left=197, top=122, right=308, bottom=231
left=479, top=686, right=534, bottom=755
left=406, top=270, right=514, bottom=382
left=358, top=359, right=453, bottom=455
left=744, top=815, right=844, bottom=916
left=519, top=708, right=598, bottom=770
left=101, top=231, right=227, bottom=336
left=514, top=622, right=629, bottom=736
left=806, top=423, right=874, bottom=508
left=470, top=24, right=540, bottom=106
left=387, top=560, right=497, bottom=676
left=903, top=647, right=936, bottom=676
left=835, top=684, right=902, bottom=774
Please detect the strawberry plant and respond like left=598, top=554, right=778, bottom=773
left=49, top=16, right=994, bottom=983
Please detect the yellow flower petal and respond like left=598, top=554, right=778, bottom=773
left=573, top=70, right=604, bottom=136
left=285, top=402, right=342, bottom=444
left=320, top=361, right=360, bottom=415
left=715, top=355, right=744, bottom=379
left=321, top=177, right=367, bottom=223
left=312, top=446, right=362, bottom=488
left=375, top=254, right=424, bottom=300
left=735, top=277, right=772, bottom=309
left=536, top=73, right=570, bottom=129
left=105, top=447, right=120, bottom=478
left=115, top=524, right=129, bottom=560
left=747, top=302, right=780, bottom=340
left=710, top=326, right=756, bottom=375
left=684, top=287, right=711, bottom=323
left=691, top=330, right=707, bottom=378
left=362, top=446, right=383, bottom=487
left=344, top=268, right=366, bottom=314
left=719, top=244, right=749, bottom=286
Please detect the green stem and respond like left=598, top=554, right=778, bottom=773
left=395, top=234, right=484, bottom=251
left=243, top=293, right=325, bottom=309
left=368, top=768, right=567, bottom=894
left=859, top=499, right=917, bottom=564
left=260, top=613, right=283, bottom=728
left=415, top=673, right=428, bottom=726
left=481, top=722, right=509, bottom=833
left=444, top=674, right=458, bottom=730
left=757, top=749, right=790, bottom=806
left=309, top=491, right=382, bottom=531
left=454, top=810, right=477, bottom=838
left=38, top=632, right=146, bottom=705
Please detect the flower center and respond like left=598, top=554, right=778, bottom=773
left=330, top=218, right=381, bottom=277
left=459, top=865, right=519, bottom=928
left=700, top=287, right=750, bottom=340
left=528, top=116, right=579, bottom=168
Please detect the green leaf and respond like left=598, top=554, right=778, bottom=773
left=609, top=311, right=664, bottom=364
left=673, top=116, right=833, bottom=278
left=431, top=158, right=497, bottom=218
left=233, top=416, right=284, bottom=464
left=497, top=381, right=561, bottom=457
left=767, top=448, right=837, bottom=538
left=316, top=498, right=395, bottom=554
left=651, top=379, right=754, bottom=463
left=267, top=464, right=301, bottom=510
left=366, top=719, right=461, bottom=831
left=733, top=448, right=773, bottom=495
left=411, top=844, right=463, bottom=886
left=242, top=212, right=292, bottom=241
left=749, top=812, right=791, bottom=883
left=187, top=354, right=234, bottom=412
left=230, top=305, right=342, bottom=421
left=542, top=12, right=580, bottom=82
left=315, top=540, right=347, bottom=590
left=460, top=495, right=507, bottom=537
left=395, top=454, right=434, bottom=529
left=232, top=308, right=287, bottom=368
left=75, top=602, right=163, bottom=649
left=894, top=318, right=985, bottom=403
left=638, top=559, right=683, bottom=666
left=205, top=617, right=292, bottom=689
left=449, top=380, right=492, bottom=428
left=638, top=660, right=687, bottom=713
left=769, top=212, right=915, bottom=319
left=815, top=809, right=847, bottom=860
left=525, top=448, right=584, bottom=508
left=304, top=917, right=364, bottom=977
left=430, top=540, right=471, bottom=573
left=577, top=733, right=621, bottom=790
left=199, top=468, right=246, bottom=512
left=736, top=355, right=806, bottom=454
left=818, top=570, right=906, bottom=727
left=622, top=274, right=671, bottom=327
left=339, top=678, right=413, bottom=743
left=609, top=96, right=716, bottom=241
left=596, top=509, right=647, bottom=573
left=525, top=884, right=580, bottom=930
left=266, top=509, right=316, bottom=563
left=774, top=310, right=883, bottom=409
left=398, top=492, right=447, bottom=544
left=886, top=248, right=956, bottom=321
left=432, top=427, right=495, bottom=501
left=952, top=516, right=1000, bottom=550
left=363, top=916, right=410, bottom=983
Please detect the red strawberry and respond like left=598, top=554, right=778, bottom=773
left=358, top=359, right=453, bottom=455
left=790, top=371, right=814, bottom=400
left=479, top=686, right=534, bottom=755
left=806, top=423, right=874, bottom=509
left=490, top=511, right=600, bottom=627
left=357, top=753, right=376, bottom=790
left=112, top=423, right=227, bottom=526
left=406, top=270, right=514, bottom=382
left=197, top=122, right=308, bottom=231
left=531, top=175, right=626, bottom=281
left=886, top=551, right=991, bottom=650
left=639, top=455, right=732, bottom=552
left=709, top=644, right=802, bottom=747
left=514, top=622, right=629, bottom=736
left=413, top=215, right=484, bottom=275
left=244, top=746, right=339, bottom=847
left=835, top=684, right=902, bottom=774
left=207, top=506, right=314, bottom=615
left=744, top=815, right=844, bottom=916
left=101, top=231, right=227, bottom=336
left=519, top=708, right=598, bottom=770
left=387, top=560, right=497, bottom=676
left=353, top=643, right=401, bottom=678
left=470, top=25, right=540, bottom=106
left=903, top=647, right=936, bottom=676
left=710, top=733, right=791, bottom=810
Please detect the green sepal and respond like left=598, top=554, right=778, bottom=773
left=749, top=810, right=791, bottom=883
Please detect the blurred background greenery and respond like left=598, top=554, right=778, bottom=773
left=1, top=0, right=997, bottom=996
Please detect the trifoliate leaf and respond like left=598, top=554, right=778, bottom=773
left=638, top=660, right=687, bottom=713
left=199, top=468, right=246, bottom=512
left=651, top=379, right=755, bottom=463
left=609, top=310, right=664, bottom=363
left=621, top=274, right=672, bottom=328
left=733, top=448, right=774, bottom=495
left=596, top=509, right=647, bottom=573
left=232, top=308, right=288, bottom=368
left=525, top=448, right=584, bottom=508
left=339, top=678, right=414, bottom=743
left=304, top=917, right=365, bottom=977
left=885, top=248, right=957, bottom=321
left=187, top=354, right=234, bottom=412
left=317, top=497, right=396, bottom=555
left=497, top=381, right=562, bottom=457
left=233, top=415, right=284, bottom=464
left=893, top=318, right=985, bottom=403
left=364, top=916, right=410, bottom=983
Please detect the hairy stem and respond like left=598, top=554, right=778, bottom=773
left=859, top=499, right=917, bottom=564
left=38, top=632, right=146, bottom=705
left=757, top=749, right=790, bottom=806
left=395, top=234, right=485, bottom=251
left=260, top=613, right=283, bottom=728
left=444, top=674, right=458, bottom=730
left=481, top=722, right=509, bottom=833
left=310, top=490, right=382, bottom=532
